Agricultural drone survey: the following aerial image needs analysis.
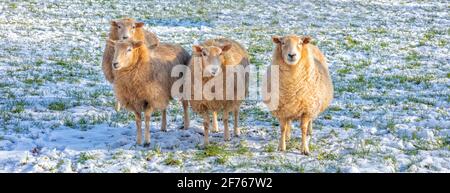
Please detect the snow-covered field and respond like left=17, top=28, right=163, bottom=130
left=0, top=0, right=449, bottom=172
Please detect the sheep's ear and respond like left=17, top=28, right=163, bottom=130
left=192, top=45, right=203, bottom=54
left=220, top=43, right=232, bottom=52
left=302, top=36, right=312, bottom=44
left=110, top=20, right=118, bottom=27
left=272, top=36, right=282, bottom=44
left=135, top=22, right=145, bottom=28
left=132, top=41, right=144, bottom=48
left=107, top=39, right=116, bottom=46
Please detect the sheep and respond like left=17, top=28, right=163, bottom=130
left=101, top=17, right=159, bottom=111
left=265, top=34, right=333, bottom=155
left=108, top=39, right=190, bottom=146
left=187, top=38, right=250, bottom=145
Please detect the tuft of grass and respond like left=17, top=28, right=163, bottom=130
left=337, top=68, right=351, bottom=75
left=11, top=101, right=26, bottom=114
left=215, top=155, right=229, bottom=165
left=344, top=35, right=360, bottom=49
left=23, top=77, right=45, bottom=85
left=163, top=153, right=182, bottom=166
left=48, top=101, right=67, bottom=111
left=196, top=143, right=227, bottom=159
left=195, top=143, right=236, bottom=164
left=236, top=141, right=251, bottom=156
left=78, top=152, right=95, bottom=164
left=437, top=39, right=447, bottom=47
left=419, top=29, right=437, bottom=46
left=317, top=151, right=339, bottom=161
left=386, top=119, right=395, bottom=133
left=264, top=143, right=276, bottom=153
left=341, top=122, right=355, bottom=131
left=405, top=51, right=420, bottom=62
left=63, top=117, right=75, bottom=128
left=9, top=3, right=17, bottom=9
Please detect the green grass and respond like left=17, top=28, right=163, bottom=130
left=78, top=152, right=96, bottom=164
left=63, top=117, right=75, bottom=128
left=48, top=101, right=67, bottom=111
left=236, top=141, right=251, bottom=156
left=195, top=143, right=228, bottom=159
left=344, top=35, right=360, bottom=49
left=367, top=27, right=387, bottom=34
left=405, top=51, right=420, bottom=62
left=317, top=151, right=339, bottom=161
left=9, top=3, right=17, bottom=9
left=419, top=29, right=438, bottom=46
left=341, top=122, right=355, bottom=131
left=11, top=101, right=26, bottom=114
left=23, top=77, right=45, bottom=85
left=194, top=142, right=253, bottom=164
left=163, top=153, right=182, bottom=166
left=386, top=119, right=395, bottom=133
left=264, top=143, right=276, bottom=153
left=337, top=67, right=351, bottom=75
left=385, top=74, right=434, bottom=85
left=437, top=39, right=447, bottom=47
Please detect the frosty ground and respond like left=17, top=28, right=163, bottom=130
left=0, top=0, right=449, bottom=172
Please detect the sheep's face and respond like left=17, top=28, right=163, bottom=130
left=272, top=35, right=311, bottom=65
left=110, top=19, right=145, bottom=40
left=108, top=39, right=144, bottom=70
left=192, top=44, right=232, bottom=77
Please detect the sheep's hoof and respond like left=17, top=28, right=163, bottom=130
left=143, top=143, right=150, bottom=148
left=278, top=145, right=286, bottom=152
left=211, top=129, right=219, bottom=133
left=300, top=146, right=310, bottom=156
left=161, top=128, right=167, bottom=132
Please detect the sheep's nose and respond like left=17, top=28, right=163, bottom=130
left=210, top=66, right=219, bottom=75
left=122, top=36, right=129, bottom=40
left=113, top=62, right=119, bottom=69
left=288, top=53, right=296, bottom=58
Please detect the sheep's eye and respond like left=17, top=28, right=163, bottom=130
left=132, top=26, right=136, bottom=29
left=118, top=25, right=121, bottom=29
left=202, top=52, right=207, bottom=56
left=281, top=42, right=285, bottom=45
left=127, top=48, right=132, bottom=52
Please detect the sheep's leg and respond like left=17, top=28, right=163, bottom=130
left=300, top=117, right=312, bottom=155
left=278, top=119, right=288, bottom=151
left=233, top=109, right=240, bottom=137
left=115, top=100, right=121, bottom=112
left=202, top=113, right=210, bottom=146
left=161, top=109, right=167, bottom=132
left=223, top=111, right=230, bottom=141
left=212, top=111, right=219, bottom=133
left=144, top=108, right=153, bottom=146
left=182, top=100, right=190, bottom=129
left=134, top=111, right=142, bottom=145
left=285, top=120, right=292, bottom=141
left=308, top=120, right=313, bottom=136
